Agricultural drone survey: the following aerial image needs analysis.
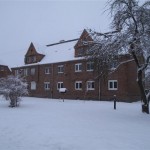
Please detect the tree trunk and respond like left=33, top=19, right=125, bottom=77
left=137, top=70, right=149, bottom=114
left=9, top=95, right=17, bottom=107
left=131, top=51, right=149, bottom=114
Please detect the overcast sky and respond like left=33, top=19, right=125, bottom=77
left=0, top=0, right=110, bottom=67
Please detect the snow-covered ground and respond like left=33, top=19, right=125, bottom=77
left=0, top=97, right=150, bottom=150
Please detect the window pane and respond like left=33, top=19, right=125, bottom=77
left=109, top=82, right=113, bottom=88
left=79, top=83, right=82, bottom=89
left=87, top=63, right=90, bottom=70
left=61, top=83, right=63, bottom=88
left=114, top=81, right=117, bottom=88
left=57, top=82, right=63, bottom=89
left=87, top=81, right=95, bottom=90
left=31, top=68, right=35, bottom=75
left=31, top=81, right=36, bottom=90
left=92, top=82, right=95, bottom=88
left=79, top=64, right=82, bottom=71
left=108, top=80, right=118, bottom=90
left=75, top=65, right=78, bottom=71
left=75, top=64, right=82, bottom=72
left=44, top=82, right=50, bottom=90
left=87, top=62, right=94, bottom=71
left=45, top=67, right=50, bottom=74
left=75, top=83, right=78, bottom=89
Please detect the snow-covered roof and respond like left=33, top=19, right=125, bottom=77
left=38, top=40, right=82, bottom=65
left=0, top=39, right=83, bottom=69
left=0, top=30, right=88, bottom=69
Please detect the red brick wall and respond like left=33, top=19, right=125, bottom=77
left=11, top=58, right=140, bottom=102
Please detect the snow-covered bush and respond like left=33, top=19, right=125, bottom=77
left=0, top=75, right=28, bottom=107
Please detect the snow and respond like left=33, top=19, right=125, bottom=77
left=59, top=88, right=67, bottom=93
left=1, top=39, right=83, bottom=69
left=0, top=97, right=150, bottom=150
left=38, top=40, right=82, bottom=65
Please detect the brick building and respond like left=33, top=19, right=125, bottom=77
left=11, top=29, right=140, bottom=101
left=0, top=64, right=11, bottom=78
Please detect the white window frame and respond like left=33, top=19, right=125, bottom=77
left=108, top=80, right=118, bottom=90
left=31, top=68, right=35, bottom=75
left=75, top=81, right=82, bottom=90
left=75, top=63, right=82, bottom=72
left=57, top=82, right=64, bottom=90
left=87, top=62, right=94, bottom=71
left=45, top=67, right=50, bottom=74
left=44, top=82, right=50, bottom=90
left=87, top=81, right=95, bottom=90
left=58, top=65, right=64, bottom=73
left=31, top=81, right=36, bottom=90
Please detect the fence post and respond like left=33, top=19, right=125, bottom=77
left=114, top=95, right=116, bottom=110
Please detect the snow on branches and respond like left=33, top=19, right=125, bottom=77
left=0, top=75, right=28, bottom=107
left=85, top=0, right=150, bottom=113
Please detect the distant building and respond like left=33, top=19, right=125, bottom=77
left=11, top=29, right=140, bottom=101
left=0, top=64, right=11, bottom=78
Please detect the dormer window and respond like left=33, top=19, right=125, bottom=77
left=78, top=48, right=84, bottom=56
left=25, top=42, right=45, bottom=64
left=26, top=56, right=36, bottom=63
left=26, top=57, right=30, bottom=63
left=32, top=56, right=36, bottom=62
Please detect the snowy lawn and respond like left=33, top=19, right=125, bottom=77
left=0, top=97, right=150, bottom=150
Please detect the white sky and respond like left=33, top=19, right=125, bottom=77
left=0, top=0, right=110, bottom=67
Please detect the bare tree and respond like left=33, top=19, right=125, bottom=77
left=86, top=0, right=150, bottom=113
left=0, top=75, right=28, bottom=107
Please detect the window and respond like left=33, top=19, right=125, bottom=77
left=45, top=67, right=50, bottom=74
left=75, top=81, right=82, bottom=90
left=75, top=63, right=82, bottom=72
left=15, top=70, right=19, bottom=76
left=24, top=68, right=28, bottom=76
left=87, top=81, right=95, bottom=90
left=108, top=80, right=118, bottom=90
left=58, top=65, right=64, bottom=73
left=32, top=56, right=36, bottom=62
left=31, top=81, right=36, bottom=90
left=87, top=62, right=94, bottom=71
left=57, top=82, right=64, bottom=90
left=31, top=68, right=35, bottom=75
left=44, top=82, right=50, bottom=90
left=27, top=57, right=30, bottom=63
left=78, top=48, right=84, bottom=56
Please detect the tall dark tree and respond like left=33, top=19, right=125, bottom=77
left=86, top=0, right=150, bottom=113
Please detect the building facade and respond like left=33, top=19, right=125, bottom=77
left=0, top=65, right=11, bottom=78
left=11, top=29, right=140, bottom=101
